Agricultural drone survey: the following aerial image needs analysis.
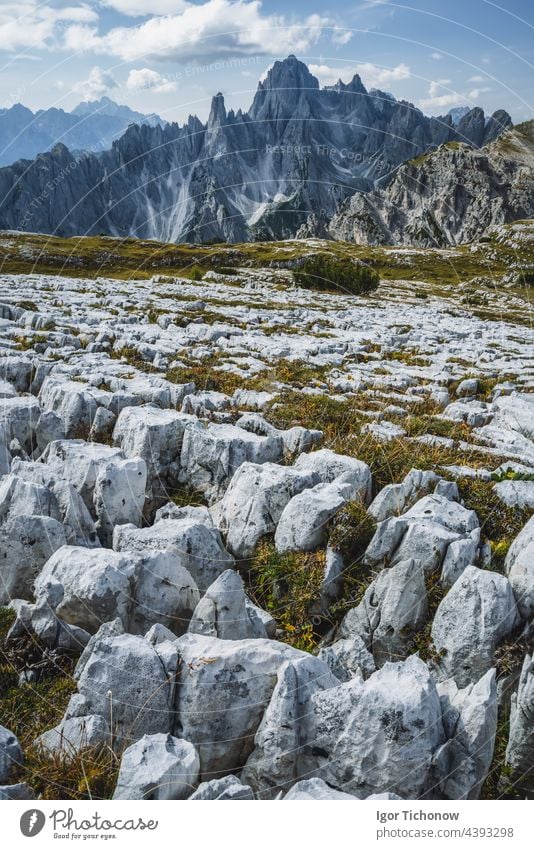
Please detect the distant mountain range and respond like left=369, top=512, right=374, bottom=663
left=0, top=97, right=165, bottom=167
left=323, top=121, right=534, bottom=246
left=0, top=56, right=519, bottom=245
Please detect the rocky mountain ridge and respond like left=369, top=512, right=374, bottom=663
left=0, top=97, right=165, bottom=167
left=0, top=56, right=512, bottom=243
left=322, top=122, right=534, bottom=247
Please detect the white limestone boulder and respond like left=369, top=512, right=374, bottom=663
left=0, top=514, right=67, bottom=604
left=180, top=421, right=283, bottom=504
left=274, top=480, right=353, bottom=553
left=60, top=633, right=176, bottom=748
left=505, top=653, right=534, bottom=783
left=504, top=515, right=534, bottom=620
left=35, top=546, right=135, bottom=634
left=113, top=518, right=233, bottom=593
left=130, top=550, right=199, bottom=636
left=437, top=669, right=498, bottom=799
left=368, top=468, right=440, bottom=523
left=188, top=569, right=270, bottom=640
left=113, top=405, right=195, bottom=504
left=39, top=376, right=98, bottom=439
left=174, top=633, right=310, bottom=779
left=294, top=448, right=372, bottom=503
left=243, top=654, right=445, bottom=799
left=432, top=565, right=520, bottom=687
left=217, top=461, right=319, bottom=559
left=318, top=635, right=376, bottom=682
left=113, top=734, right=199, bottom=800
left=283, top=779, right=358, bottom=800
left=42, top=439, right=123, bottom=514
left=189, top=775, right=254, bottom=800
left=93, top=457, right=147, bottom=545
left=339, top=559, right=428, bottom=666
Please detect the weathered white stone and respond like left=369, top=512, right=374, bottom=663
left=62, top=633, right=176, bottom=747
left=130, top=550, right=199, bottom=636
left=242, top=654, right=340, bottom=796
left=188, top=569, right=269, bottom=640
left=368, top=468, right=440, bottom=523
left=113, top=405, right=195, bottom=504
left=364, top=494, right=480, bottom=578
left=0, top=514, right=67, bottom=604
left=154, top=502, right=213, bottom=525
left=10, top=458, right=100, bottom=547
left=505, top=653, right=534, bottom=783
left=113, top=734, right=199, bottom=800
left=457, top=378, right=479, bottom=397
left=505, top=515, right=534, bottom=620
left=93, top=457, right=147, bottom=545
left=0, top=725, right=23, bottom=783
left=113, top=518, right=233, bottom=593
left=339, top=559, right=428, bottom=666
left=275, top=480, right=353, bottom=553
left=318, top=635, right=376, bottom=682
left=35, top=546, right=135, bottom=634
left=442, top=400, right=492, bottom=427
left=0, top=783, right=35, bottom=800
left=432, top=565, right=520, bottom=687
left=493, top=480, right=534, bottom=509
left=437, top=669, right=498, bottom=799
left=42, top=439, right=123, bottom=513
left=283, top=778, right=358, bottom=800
left=35, top=410, right=65, bottom=455
left=189, top=775, right=254, bottom=800
left=174, top=633, right=309, bottom=778
left=441, top=529, right=480, bottom=587
left=0, top=473, right=61, bottom=524
left=0, top=395, right=40, bottom=453
left=217, top=461, right=319, bottom=558
left=180, top=421, right=283, bottom=503
left=244, top=654, right=445, bottom=799
left=362, top=420, right=406, bottom=442
left=36, top=715, right=110, bottom=758
left=39, top=376, right=98, bottom=438
left=89, top=406, right=116, bottom=443
left=294, top=448, right=372, bottom=503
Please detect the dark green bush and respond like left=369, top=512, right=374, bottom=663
left=295, top=254, right=379, bottom=295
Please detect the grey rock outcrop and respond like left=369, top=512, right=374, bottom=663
left=432, top=566, right=520, bottom=687
left=0, top=57, right=512, bottom=244
left=113, top=734, right=199, bottom=800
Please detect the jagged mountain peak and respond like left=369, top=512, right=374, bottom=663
left=0, top=55, right=519, bottom=244
left=262, top=55, right=319, bottom=92
left=208, top=92, right=227, bottom=128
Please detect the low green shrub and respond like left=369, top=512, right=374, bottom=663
left=295, top=254, right=379, bottom=295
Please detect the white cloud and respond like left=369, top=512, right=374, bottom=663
left=419, top=80, right=464, bottom=109
left=331, top=29, right=353, bottom=46
left=309, top=61, right=410, bottom=89
left=468, top=75, right=485, bottom=83
left=419, top=79, right=491, bottom=111
left=99, top=1, right=189, bottom=15
left=63, top=0, right=330, bottom=62
left=126, top=67, right=177, bottom=93
left=468, top=86, right=491, bottom=99
left=420, top=92, right=463, bottom=109
left=73, top=65, right=117, bottom=100
left=0, top=2, right=97, bottom=52
left=431, top=52, right=443, bottom=60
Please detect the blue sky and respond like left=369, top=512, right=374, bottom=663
left=0, top=1, right=532, bottom=122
